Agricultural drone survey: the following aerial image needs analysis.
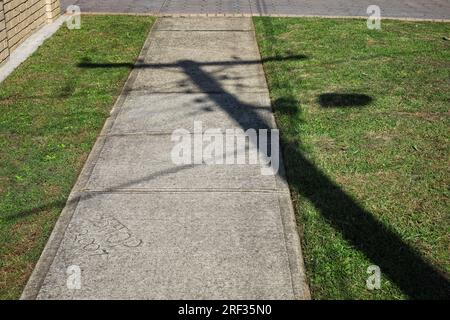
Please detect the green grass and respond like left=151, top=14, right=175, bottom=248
left=0, top=15, right=154, bottom=299
left=254, top=17, right=450, bottom=299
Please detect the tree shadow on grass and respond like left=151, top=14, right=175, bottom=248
left=274, top=94, right=449, bottom=299
left=318, top=93, right=373, bottom=108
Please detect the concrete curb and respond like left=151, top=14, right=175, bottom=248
left=0, top=15, right=70, bottom=84
left=249, top=18, right=311, bottom=299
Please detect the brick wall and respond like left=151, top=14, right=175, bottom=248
left=0, top=0, right=60, bottom=65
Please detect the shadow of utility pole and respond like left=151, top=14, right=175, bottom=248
left=69, top=53, right=450, bottom=299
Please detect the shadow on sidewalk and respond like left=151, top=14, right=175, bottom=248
left=76, top=50, right=450, bottom=299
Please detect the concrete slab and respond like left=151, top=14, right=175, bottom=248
left=144, top=31, right=259, bottom=61
left=132, top=63, right=268, bottom=94
left=35, top=192, right=302, bottom=299
left=132, top=25, right=268, bottom=94
left=110, top=92, right=275, bottom=134
left=83, top=134, right=288, bottom=192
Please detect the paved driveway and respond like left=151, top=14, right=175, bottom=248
left=61, top=0, right=450, bottom=20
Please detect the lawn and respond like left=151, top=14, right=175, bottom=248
left=254, top=17, right=450, bottom=299
left=0, top=15, right=155, bottom=299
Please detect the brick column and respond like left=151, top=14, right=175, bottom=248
left=45, top=0, right=60, bottom=23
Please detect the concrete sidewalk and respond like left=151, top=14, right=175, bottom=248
left=22, top=17, right=310, bottom=300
